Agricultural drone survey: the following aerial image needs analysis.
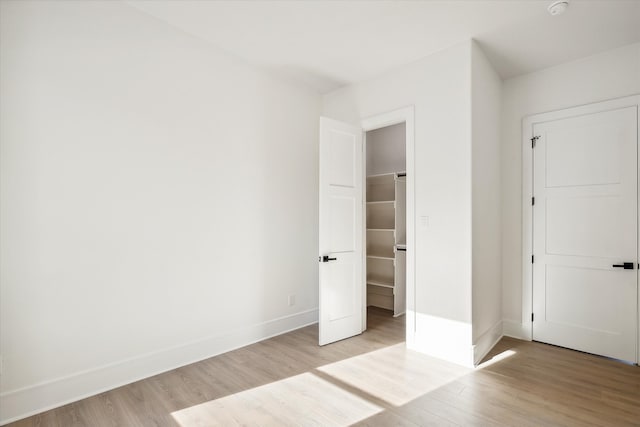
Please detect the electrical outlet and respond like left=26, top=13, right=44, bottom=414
left=288, top=295, right=296, bottom=307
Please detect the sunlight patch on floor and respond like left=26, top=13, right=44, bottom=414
left=476, top=349, right=517, bottom=369
left=316, top=343, right=471, bottom=407
left=171, top=372, right=383, bottom=427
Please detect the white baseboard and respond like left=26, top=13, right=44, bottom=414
left=0, top=308, right=318, bottom=426
left=472, top=320, right=503, bottom=366
left=502, top=319, right=532, bottom=341
left=406, top=311, right=475, bottom=367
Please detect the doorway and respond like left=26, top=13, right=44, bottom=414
left=364, top=123, right=407, bottom=328
left=318, top=107, right=415, bottom=346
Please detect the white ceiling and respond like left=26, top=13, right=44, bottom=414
left=126, top=0, right=640, bottom=93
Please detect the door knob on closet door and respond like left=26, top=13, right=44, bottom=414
left=321, top=255, right=337, bottom=263
left=612, top=262, right=634, bottom=270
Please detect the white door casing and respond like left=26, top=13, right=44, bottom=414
left=319, top=117, right=363, bottom=346
left=531, top=104, right=638, bottom=362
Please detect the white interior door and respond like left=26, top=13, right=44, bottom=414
left=532, top=106, right=638, bottom=362
left=319, top=117, right=363, bottom=346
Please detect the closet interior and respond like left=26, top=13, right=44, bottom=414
left=365, top=122, right=406, bottom=318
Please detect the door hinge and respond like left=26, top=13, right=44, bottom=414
left=531, top=313, right=535, bottom=322
left=532, top=197, right=535, bottom=206
left=531, top=136, right=540, bottom=148
left=532, top=255, right=534, bottom=263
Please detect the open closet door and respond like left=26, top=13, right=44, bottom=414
left=318, top=117, right=363, bottom=345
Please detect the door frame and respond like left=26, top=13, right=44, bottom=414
left=361, top=106, right=415, bottom=336
left=521, top=94, right=640, bottom=363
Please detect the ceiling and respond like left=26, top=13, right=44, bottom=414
left=126, top=0, right=640, bottom=94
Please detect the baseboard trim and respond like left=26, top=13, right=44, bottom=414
left=472, top=320, right=503, bottom=366
left=0, top=308, right=319, bottom=425
left=503, top=319, right=532, bottom=341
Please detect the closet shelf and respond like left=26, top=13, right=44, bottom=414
left=367, top=279, right=394, bottom=289
left=367, top=228, right=395, bottom=232
left=367, top=172, right=397, bottom=179
left=366, top=200, right=395, bottom=205
left=367, top=255, right=394, bottom=260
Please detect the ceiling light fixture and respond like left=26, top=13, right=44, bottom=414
left=548, top=1, right=569, bottom=16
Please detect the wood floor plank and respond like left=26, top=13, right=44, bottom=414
left=8, top=308, right=640, bottom=427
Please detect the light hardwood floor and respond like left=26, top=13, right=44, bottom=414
left=8, top=308, right=640, bottom=426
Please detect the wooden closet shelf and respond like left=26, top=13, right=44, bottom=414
left=366, top=200, right=395, bottom=205
left=367, top=279, right=394, bottom=289
left=367, top=255, right=394, bottom=260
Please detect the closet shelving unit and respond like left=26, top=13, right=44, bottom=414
left=366, top=172, right=406, bottom=316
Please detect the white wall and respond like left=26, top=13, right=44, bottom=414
left=366, top=123, right=406, bottom=175
left=324, top=41, right=475, bottom=366
left=0, top=1, right=320, bottom=423
left=470, top=42, right=502, bottom=363
left=501, top=43, right=640, bottom=337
